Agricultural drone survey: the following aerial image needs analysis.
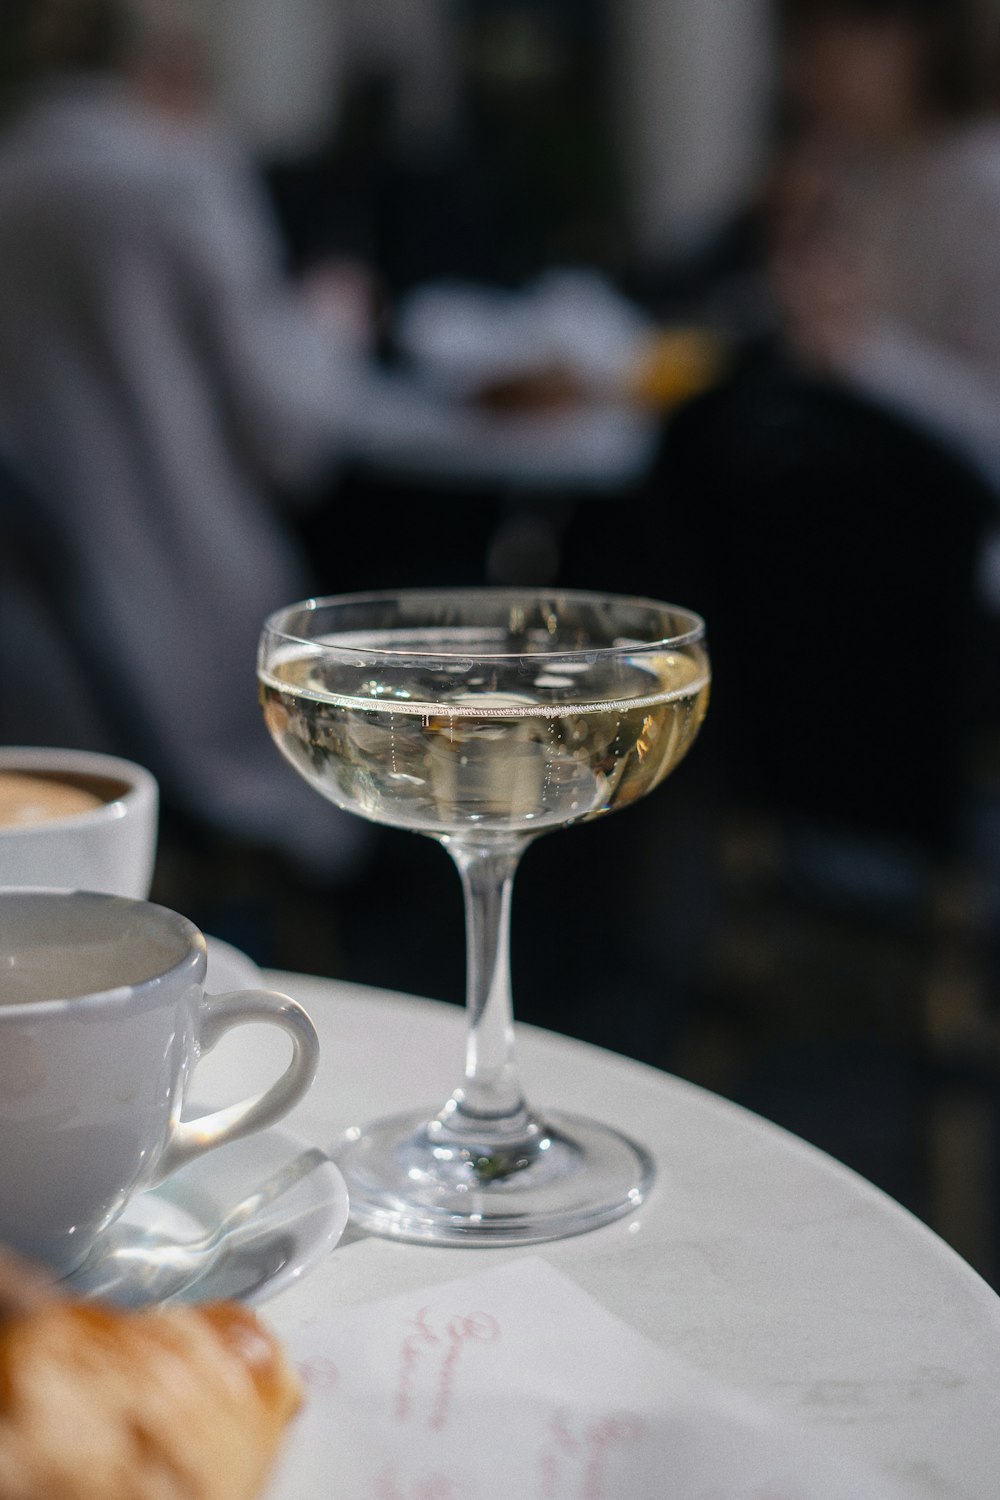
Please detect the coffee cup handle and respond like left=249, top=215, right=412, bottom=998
left=153, top=989, right=320, bottom=1181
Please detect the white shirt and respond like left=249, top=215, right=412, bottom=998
left=0, top=78, right=365, bottom=871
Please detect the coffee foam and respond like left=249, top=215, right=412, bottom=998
left=0, top=771, right=104, bottom=828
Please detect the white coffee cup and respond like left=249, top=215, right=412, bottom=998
left=0, top=889, right=320, bottom=1274
left=0, top=747, right=158, bottom=898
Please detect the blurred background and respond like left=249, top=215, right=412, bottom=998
left=2, top=0, right=1000, bottom=1283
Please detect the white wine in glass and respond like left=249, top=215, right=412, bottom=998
left=259, top=589, right=709, bottom=1244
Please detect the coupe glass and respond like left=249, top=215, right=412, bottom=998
left=258, top=589, right=709, bottom=1244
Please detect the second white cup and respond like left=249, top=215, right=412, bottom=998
left=0, top=746, right=159, bottom=898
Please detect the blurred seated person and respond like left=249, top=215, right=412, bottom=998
left=639, top=0, right=1000, bottom=484
left=768, top=0, right=1000, bottom=485
left=0, top=0, right=373, bottom=876
left=651, top=0, right=999, bottom=859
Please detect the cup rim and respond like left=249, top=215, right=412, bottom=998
left=262, top=587, right=707, bottom=664
left=0, top=888, right=205, bottom=1015
left=0, top=747, right=157, bottom=838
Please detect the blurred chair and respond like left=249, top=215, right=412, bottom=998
left=666, top=367, right=992, bottom=857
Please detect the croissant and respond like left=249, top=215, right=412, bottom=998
left=0, top=1251, right=301, bottom=1500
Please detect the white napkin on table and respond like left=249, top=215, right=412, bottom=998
left=273, top=1257, right=918, bottom=1499
left=396, top=270, right=651, bottom=397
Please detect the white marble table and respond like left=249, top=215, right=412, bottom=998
left=200, top=972, right=1000, bottom=1500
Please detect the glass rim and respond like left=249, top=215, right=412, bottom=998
left=260, top=587, right=706, bottom=665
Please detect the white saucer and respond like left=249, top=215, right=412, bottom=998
left=204, top=933, right=263, bottom=993
left=64, top=1126, right=349, bottom=1308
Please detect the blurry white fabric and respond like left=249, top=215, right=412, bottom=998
left=397, top=270, right=653, bottom=398
left=0, top=78, right=366, bottom=875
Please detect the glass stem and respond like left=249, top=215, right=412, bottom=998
left=442, top=837, right=534, bottom=1138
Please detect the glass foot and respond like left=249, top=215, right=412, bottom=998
left=333, top=1107, right=655, bottom=1246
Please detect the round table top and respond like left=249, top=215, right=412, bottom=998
left=196, top=970, right=1000, bottom=1500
